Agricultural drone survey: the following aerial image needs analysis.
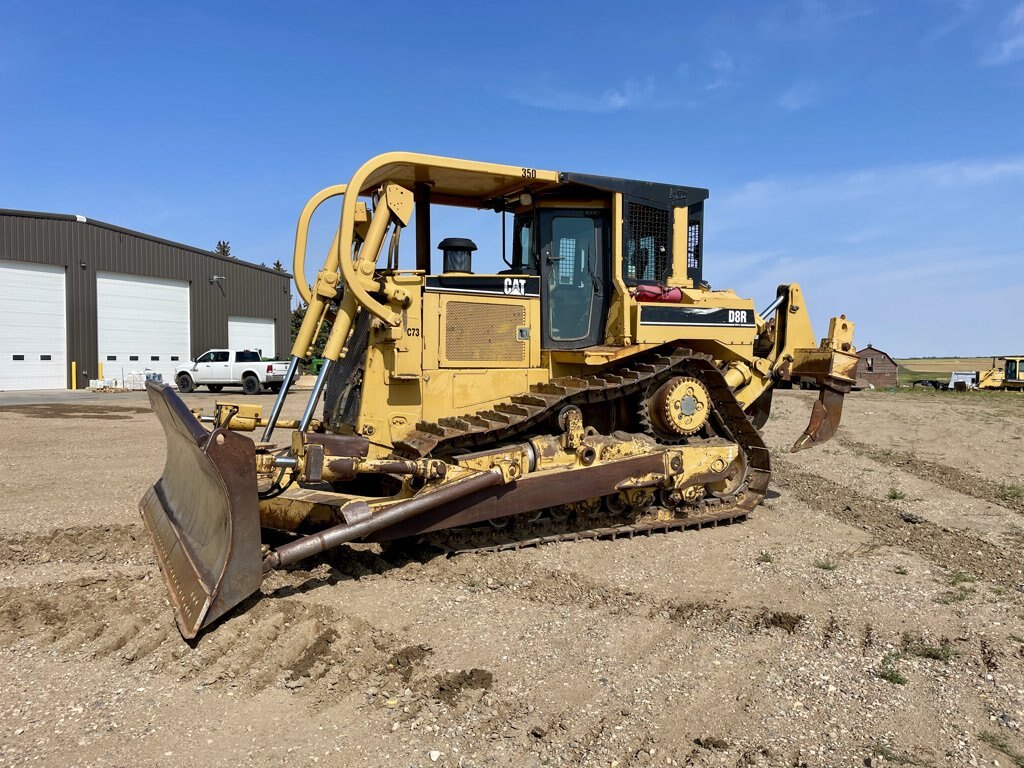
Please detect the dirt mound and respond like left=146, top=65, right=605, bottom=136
left=777, top=460, right=1024, bottom=586
left=759, top=610, right=804, bottom=634
left=0, top=524, right=146, bottom=566
left=840, top=437, right=1024, bottom=514
left=387, top=644, right=432, bottom=681
left=432, top=668, right=493, bottom=705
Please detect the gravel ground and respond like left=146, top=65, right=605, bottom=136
left=1, top=387, right=1023, bottom=767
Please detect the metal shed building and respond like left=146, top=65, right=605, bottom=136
left=0, top=209, right=291, bottom=390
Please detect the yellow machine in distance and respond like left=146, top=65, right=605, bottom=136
left=977, top=357, right=1024, bottom=391
left=141, top=152, right=857, bottom=638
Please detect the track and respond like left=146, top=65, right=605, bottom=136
left=389, top=346, right=771, bottom=552
left=424, top=501, right=749, bottom=554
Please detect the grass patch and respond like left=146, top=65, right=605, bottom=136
left=756, top=551, right=774, bottom=564
left=979, top=731, right=1024, bottom=768
left=998, top=484, right=1024, bottom=502
left=887, top=488, right=907, bottom=501
left=878, top=651, right=908, bottom=685
left=813, top=553, right=840, bottom=571
left=904, top=639, right=955, bottom=662
left=948, top=570, right=977, bottom=586
left=935, top=586, right=975, bottom=605
left=869, top=741, right=932, bottom=766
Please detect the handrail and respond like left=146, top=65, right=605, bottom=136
left=333, top=151, right=560, bottom=329
left=292, top=184, right=347, bottom=305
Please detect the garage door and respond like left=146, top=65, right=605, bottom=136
left=0, top=261, right=67, bottom=390
left=228, top=316, right=275, bottom=358
left=97, top=272, right=190, bottom=383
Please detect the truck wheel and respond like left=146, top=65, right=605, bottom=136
left=269, top=383, right=281, bottom=394
left=207, top=384, right=223, bottom=393
left=242, top=374, right=261, bottom=395
left=176, top=374, right=195, bottom=393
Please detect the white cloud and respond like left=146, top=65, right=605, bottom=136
left=921, top=0, right=980, bottom=46
left=982, top=2, right=1024, bottom=65
left=704, top=156, right=1024, bottom=356
left=510, top=78, right=657, bottom=113
left=704, top=51, right=735, bottom=91
left=777, top=81, right=819, bottom=111
left=759, top=0, right=874, bottom=42
left=718, top=157, right=1024, bottom=214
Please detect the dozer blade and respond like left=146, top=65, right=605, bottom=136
left=140, top=382, right=263, bottom=639
left=791, top=383, right=847, bottom=453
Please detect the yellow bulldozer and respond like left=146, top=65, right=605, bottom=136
left=141, top=152, right=857, bottom=638
left=977, top=357, right=1024, bottom=391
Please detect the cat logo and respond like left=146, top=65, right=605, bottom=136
left=503, top=277, right=526, bottom=296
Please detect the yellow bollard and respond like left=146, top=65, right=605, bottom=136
left=98, top=361, right=103, bottom=380
left=71, top=361, right=77, bottom=390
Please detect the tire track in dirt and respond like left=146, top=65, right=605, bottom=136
left=838, top=437, right=1024, bottom=514
left=776, top=458, right=1024, bottom=588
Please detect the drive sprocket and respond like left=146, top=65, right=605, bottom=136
left=646, top=376, right=711, bottom=438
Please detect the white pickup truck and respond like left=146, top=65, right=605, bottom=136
left=174, top=350, right=293, bottom=395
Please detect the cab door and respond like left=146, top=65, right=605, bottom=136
left=192, top=351, right=215, bottom=383
left=538, top=209, right=608, bottom=350
left=210, top=350, right=232, bottom=382
left=1007, top=358, right=1020, bottom=383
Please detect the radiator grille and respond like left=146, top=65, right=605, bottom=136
left=323, top=309, right=371, bottom=430
left=445, top=301, right=526, bottom=362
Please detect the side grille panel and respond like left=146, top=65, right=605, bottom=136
left=444, top=301, right=526, bottom=364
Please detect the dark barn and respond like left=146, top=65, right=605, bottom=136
left=855, top=344, right=899, bottom=389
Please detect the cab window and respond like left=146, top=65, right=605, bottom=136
left=236, top=351, right=260, bottom=363
left=544, top=212, right=601, bottom=343
left=511, top=215, right=536, bottom=273
left=213, top=351, right=230, bottom=363
left=196, top=352, right=214, bottom=364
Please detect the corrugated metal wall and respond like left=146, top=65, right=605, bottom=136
left=0, top=211, right=292, bottom=388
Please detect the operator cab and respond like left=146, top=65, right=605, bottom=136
left=431, top=199, right=610, bottom=350
left=511, top=205, right=609, bottom=349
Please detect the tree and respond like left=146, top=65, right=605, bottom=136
left=290, top=303, right=332, bottom=358
left=214, top=240, right=232, bottom=258
left=272, top=259, right=286, bottom=272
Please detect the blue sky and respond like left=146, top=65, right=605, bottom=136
left=2, top=1, right=1022, bottom=356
